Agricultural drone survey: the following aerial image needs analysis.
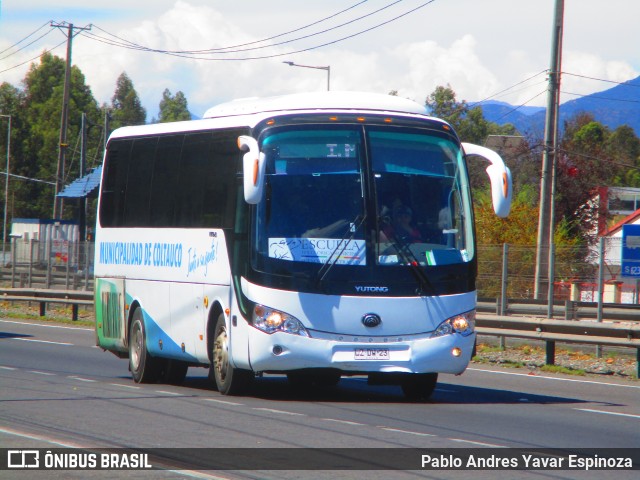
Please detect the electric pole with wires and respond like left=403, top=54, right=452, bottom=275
left=50, top=21, right=91, bottom=220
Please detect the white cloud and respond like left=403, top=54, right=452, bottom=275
left=386, top=35, right=500, bottom=104
left=2, top=1, right=639, bottom=119
left=559, top=51, right=639, bottom=101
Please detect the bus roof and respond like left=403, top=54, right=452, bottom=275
left=108, top=91, right=443, bottom=141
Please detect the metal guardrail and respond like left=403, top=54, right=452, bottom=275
left=476, top=313, right=640, bottom=377
left=478, top=298, right=640, bottom=322
left=0, top=288, right=93, bottom=321
left=0, top=267, right=93, bottom=291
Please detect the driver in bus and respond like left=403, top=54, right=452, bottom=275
left=381, top=205, right=422, bottom=244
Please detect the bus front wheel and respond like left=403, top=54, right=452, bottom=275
left=129, top=308, right=161, bottom=383
left=211, top=313, right=253, bottom=395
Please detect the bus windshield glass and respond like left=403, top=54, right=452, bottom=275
left=255, top=126, right=366, bottom=267
left=370, top=128, right=474, bottom=267
left=252, top=123, right=473, bottom=276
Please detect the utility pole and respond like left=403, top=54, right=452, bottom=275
left=51, top=22, right=91, bottom=220
left=534, top=0, right=564, bottom=299
left=80, top=113, right=87, bottom=243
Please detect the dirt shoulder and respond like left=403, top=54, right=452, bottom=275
left=473, top=340, right=638, bottom=380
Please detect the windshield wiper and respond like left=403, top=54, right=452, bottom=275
left=315, top=214, right=366, bottom=289
left=381, top=227, right=433, bottom=296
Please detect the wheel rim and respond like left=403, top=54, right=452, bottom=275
left=213, top=325, right=229, bottom=382
left=130, top=321, right=142, bottom=371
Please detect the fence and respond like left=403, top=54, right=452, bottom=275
left=0, top=239, right=94, bottom=290
left=477, top=238, right=639, bottom=304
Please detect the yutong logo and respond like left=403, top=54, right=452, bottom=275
left=362, top=313, right=382, bottom=327
left=355, top=286, right=389, bottom=293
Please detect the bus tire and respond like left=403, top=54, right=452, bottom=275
left=401, top=373, right=438, bottom=401
left=129, top=308, right=161, bottom=383
left=211, top=313, right=253, bottom=395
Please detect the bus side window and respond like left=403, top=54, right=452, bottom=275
left=123, top=137, right=157, bottom=226
left=201, top=132, right=241, bottom=229
left=149, top=135, right=182, bottom=227
left=100, top=139, right=132, bottom=227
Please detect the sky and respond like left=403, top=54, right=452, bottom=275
left=1, top=0, right=639, bottom=121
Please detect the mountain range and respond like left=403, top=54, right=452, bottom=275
left=478, top=75, right=640, bottom=138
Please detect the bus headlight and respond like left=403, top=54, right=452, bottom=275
left=252, top=304, right=309, bottom=337
left=431, top=310, right=475, bottom=338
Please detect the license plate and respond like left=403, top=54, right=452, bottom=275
left=354, top=348, right=390, bottom=360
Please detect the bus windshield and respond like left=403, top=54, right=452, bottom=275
left=252, top=122, right=473, bottom=281
left=370, top=128, right=473, bottom=267
left=255, top=126, right=366, bottom=266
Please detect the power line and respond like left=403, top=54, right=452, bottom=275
left=85, top=0, right=404, bottom=56
left=429, top=70, right=548, bottom=121
left=0, top=29, right=54, bottom=62
left=81, top=0, right=437, bottom=61
left=0, top=20, right=53, bottom=57
left=88, top=0, right=374, bottom=55
left=0, top=38, right=67, bottom=75
left=562, top=71, right=640, bottom=87
left=494, top=89, right=549, bottom=122
left=469, top=69, right=549, bottom=109
left=557, top=147, right=640, bottom=171
left=561, top=90, right=640, bottom=104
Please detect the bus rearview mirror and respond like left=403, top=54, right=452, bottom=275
left=461, top=142, right=512, bottom=217
left=237, top=135, right=266, bottom=204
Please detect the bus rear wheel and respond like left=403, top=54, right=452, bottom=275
left=211, top=313, right=253, bottom=395
left=129, top=308, right=161, bottom=383
left=401, top=373, right=438, bottom=401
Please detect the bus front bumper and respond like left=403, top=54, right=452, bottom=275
left=246, top=328, right=475, bottom=375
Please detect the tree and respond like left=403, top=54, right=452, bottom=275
left=17, top=52, right=101, bottom=219
left=474, top=185, right=584, bottom=298
left=426, top=85, right=464, bottom=125
left=607, top=125, right=640, bottom=187
left=555, top=114, right=626, bottom=242
left=110, top=72, right=146, bottom=129
left=425, top=85, right=522, bottom=203
left=157, top=89, right=191, bottom=123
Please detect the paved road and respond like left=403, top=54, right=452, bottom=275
left=1, top=319, right=639, bottom=479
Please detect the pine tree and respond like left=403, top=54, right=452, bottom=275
left=110, top=72, right=146, bottom=129
left=158, top=89, right=191, bottom=123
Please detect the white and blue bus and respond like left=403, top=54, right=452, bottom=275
left=94, top=92, right=511, bottom=400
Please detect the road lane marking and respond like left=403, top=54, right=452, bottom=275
left=155, top=390, right=183, bottom=396
left=28, top=370, right=56, bottom=376
left=0, top=319, right=92, bottom=331
left=203, top=398, right=244, bottom=406
left=322, top=418, right=365, bottom=426
left=0, top=426, right=81, bottom=448
left=380, top=427, right=436, bottom=437
left=449, top=438, right=506, bottom=447
left=576, top=408, right=640, bottom=419
left=468, top=367, right=640, bottom=389
left=12, top=338, right=73, bottom=346
left=252, top=407, right=305, bottom=416
left=109, top=383, right=141, bottom=389
left=68, top=376, right=97, bottom=383
left=0, top=365, right=17, bottom=370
